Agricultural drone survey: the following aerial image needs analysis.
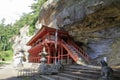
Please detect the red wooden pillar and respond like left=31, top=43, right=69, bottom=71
left=67, top=54, right=69, bottom=64
left=58, top=46, right=60, bottom=60
left=47, top=47, right=51, bottom=64
left=61, top=46, right=63, bottom=63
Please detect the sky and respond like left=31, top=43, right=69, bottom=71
left=0, top=0, right=35, bottom=24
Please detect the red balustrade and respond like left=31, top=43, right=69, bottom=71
left=29, top=57, right=40, bottom=63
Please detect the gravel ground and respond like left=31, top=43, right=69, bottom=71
left=0, top=62, right=42, bottom=80
left=0, top=62, right=19, bottom=80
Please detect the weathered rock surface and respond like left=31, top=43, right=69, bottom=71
left=38, top=0, right=120, bottom=66
left=12, top=25, right=32, bottom=62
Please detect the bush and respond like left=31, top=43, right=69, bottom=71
left=0, top=50, right=13, bottom=61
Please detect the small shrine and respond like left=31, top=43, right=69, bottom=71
left=27, top=25, right=90, bottom=64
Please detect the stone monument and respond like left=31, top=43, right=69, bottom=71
left=99, top=60, right=114, bottom=80
left=38, top=47, right=64, bottom=75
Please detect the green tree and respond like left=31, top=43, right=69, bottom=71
left=0, top=0, right=47, bottom=60
left=13, top=0, right=48, bottom=35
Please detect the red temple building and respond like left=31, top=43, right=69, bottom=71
left=27, top=25, right=90, bottom=64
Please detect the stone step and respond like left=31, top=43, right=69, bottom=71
left=64, top=68, right=100, bottom=74
left=63, top=71, right=99, bottom=79
left=64, top=66, right=120, bottom=78
left=64, top=64, right=100, bottom=70
left=51, top=75, right=73, bottom=80
left=37, top=64, right=120, bottom=80
left=64, top=65, right=120, bottom=78
left=64, top=67, right=100, bottom=74
left=39, top=75, right=56, bottom=80
left=39, top=72, right=97, bottom=80
left=33, top=75, right=45, bottom=80
left=40, top=74, right=74, bottom=80
left=59, top=73, right=97, bottom=80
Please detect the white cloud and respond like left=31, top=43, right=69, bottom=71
left=0, top=0, right=35, bottom=24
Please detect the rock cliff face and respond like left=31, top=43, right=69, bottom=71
left=12, top=25, right=32, bottom=62
left=38, top=0, right=120, bottom=66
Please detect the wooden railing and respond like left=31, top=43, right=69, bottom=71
left=29, top=57, right=40, bottom=63
left=29, top=36, right=90, bottom=63
left=68, top=40, right=90, bottom=62
left=47, top=54, right=70, bottom=64
left=61, top=40, right=78, bottom=62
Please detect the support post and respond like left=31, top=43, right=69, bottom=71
left=61, top=46, right=63, bottom=64
left=47, top=47, right=51, bottom=64
left=67, top=54, right=69, bottom=64
left=58, top=46, right=60, bottom=60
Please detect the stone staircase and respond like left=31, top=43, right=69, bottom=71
left=39, top=64, right=120, bottom=80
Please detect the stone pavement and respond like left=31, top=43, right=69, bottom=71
left=0, top=62, right=41, bottom=80
left=0, top=63, right=18, bottom=80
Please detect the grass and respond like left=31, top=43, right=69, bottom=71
left=0, top=50, right=13, bottom=66
left=0, top=50, right=13, bottom=61
left=0, top=61, right=11, bottom=67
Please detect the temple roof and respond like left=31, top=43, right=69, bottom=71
left=27, top=25, right=68, bottom=46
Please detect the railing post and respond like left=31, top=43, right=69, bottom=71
left=47, top=56, right=50, bottom=64
left=67, top=54, right=69, bottom=64
left=61, top=46, right=63, bottom=64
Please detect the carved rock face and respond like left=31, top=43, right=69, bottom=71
left=38, top=0, right=120, bottom=66
left=12, top=25, right=32, bottom=62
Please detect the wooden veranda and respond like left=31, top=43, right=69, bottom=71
left=27, top=25, right=90, bottom=64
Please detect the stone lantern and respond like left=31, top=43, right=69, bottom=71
left=39, top=47, right=48, bottom=63
left=38, top=46, right=49, bottom=74
left=38, top=46, right=63, bottom=75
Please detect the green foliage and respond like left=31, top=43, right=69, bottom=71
left=14, top=0, right=48, bottom=35
left=0, top=22, right=15, bottom=61
left=0, top=24, right=16, bottom=51
left=0, top=0, right=47, bottom=61
left=0, top=50, right=13, bottom=61
left=29, top=0, right=47, bottom=34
